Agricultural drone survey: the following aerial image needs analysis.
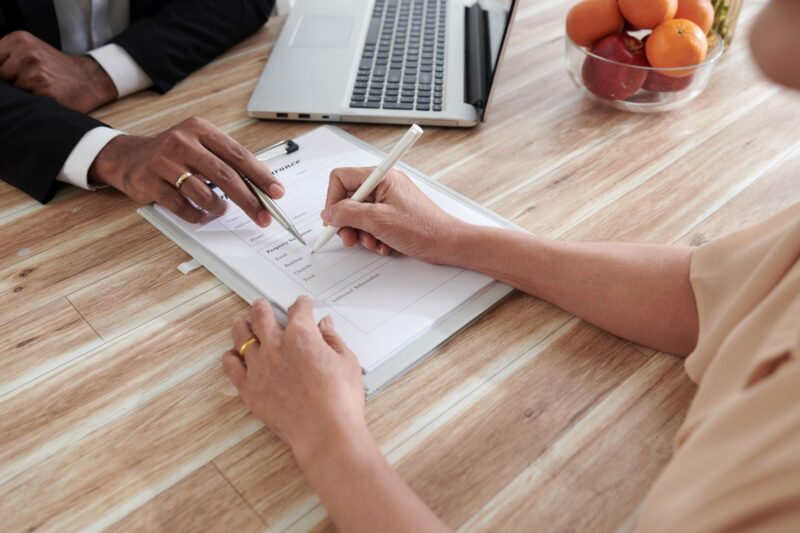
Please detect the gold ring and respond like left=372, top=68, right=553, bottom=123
left=174, top=172, right=194, bottom=190
left=238, top=337, right=259, bottom=358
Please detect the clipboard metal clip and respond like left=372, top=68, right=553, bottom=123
left=258, top=139, right=300, bottom=162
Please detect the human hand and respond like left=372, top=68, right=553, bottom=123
left=0, top=31, right=117, bottom=113
left=89, top=117, right=285, bottom=225
left=320, top=167, right=466, bottom=264
left=222, top=297, right=367, bottom=466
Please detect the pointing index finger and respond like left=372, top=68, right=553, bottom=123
left=203, top=130, right=285, bottom=200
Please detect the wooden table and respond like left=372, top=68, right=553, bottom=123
left=1, top=1, right=798, bottom=531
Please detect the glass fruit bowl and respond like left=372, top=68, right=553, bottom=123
left=565, top=30, right=724, bottom=113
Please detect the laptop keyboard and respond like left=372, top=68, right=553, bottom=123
left=350, top=0, right=446, bottom=112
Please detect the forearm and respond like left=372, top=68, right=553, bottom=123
left=0, top=81, right=105, bottom=202
left=444, top=225, right=698, bottom=355
left=297, top=425, right=449, bottom=533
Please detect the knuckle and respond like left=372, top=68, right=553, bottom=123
left=27, top=50, right=42, bottom=64
left=182, top=116, right=201, bottom=128
left=251, top=299, right=270, bottom=317
left=162, top=129, right=181, bottom=148
left=214, top=164, right=238, bottom=186
left=391, top=169, right=410, bottom=185
left=230, top=142, right=249, bottom=162
left=185, top=116, right=211, bottom=131
left=163, top=129, right=191, bottom=151
left=192, top=188, right=214, bottom=208
left=9, top=31, right=33, bottom=47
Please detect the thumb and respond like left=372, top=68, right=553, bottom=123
left=321, top=200, right=379, bottom=234
left=222, top=351, right=247, bottom=391
left=318, top=316, right=349, bottom=355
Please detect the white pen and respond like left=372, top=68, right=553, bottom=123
left=311, top=124, right=424, bottom=253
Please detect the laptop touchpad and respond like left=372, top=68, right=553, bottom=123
left=291, top=15, right=354, bottom=49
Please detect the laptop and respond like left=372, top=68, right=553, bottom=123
left=248, top=0, right=518, bottom=127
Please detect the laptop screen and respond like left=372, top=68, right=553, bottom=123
left=465, top=0, right=519, bottom=121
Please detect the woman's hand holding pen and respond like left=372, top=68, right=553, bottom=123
left=89, top=117, right=285, bottom=226
left=320, top=166, right=465, bottom=264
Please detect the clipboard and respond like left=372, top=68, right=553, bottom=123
left=139, top=126, right=520, bottom=397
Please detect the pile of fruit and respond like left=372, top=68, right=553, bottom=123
left=567, top=0, right=714, bottom=100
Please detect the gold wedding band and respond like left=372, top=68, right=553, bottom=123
left=174, top=172, right=194, bottom=190
left=237, top=337, right=259, bottom=358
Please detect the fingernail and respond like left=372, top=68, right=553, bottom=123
left=320, top=208, right=330, bottom=222
left=258, top=210, right=271, bottom=226
left=322, top=316, right=333, bottom=328
left=269, top=183, right=284, bottom=198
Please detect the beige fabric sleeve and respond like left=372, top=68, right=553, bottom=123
left=636, top=203, right=800, bottom=533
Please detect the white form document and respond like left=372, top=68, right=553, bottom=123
left=151, top=127, right=505, bottom=372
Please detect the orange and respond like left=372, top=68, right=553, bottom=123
left=566, top=0, right=625, bottom=47
left=646, top=19, right=709, bottom=77
left=618, top=0, right=678, bottom=29
left=675, top=0, right=715, bottom=34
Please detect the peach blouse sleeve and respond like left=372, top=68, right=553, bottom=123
left=636, top=203, right=800, bottom=533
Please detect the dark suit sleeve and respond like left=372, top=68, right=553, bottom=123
left=0, top=82, right=106, bottom=203
left=112, top=0, right=275, bottom=93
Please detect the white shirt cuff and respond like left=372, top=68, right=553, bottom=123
left=57, top=127, right=126, bottom=190
left=88, top=43, right=153, bottom=98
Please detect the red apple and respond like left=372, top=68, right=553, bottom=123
left=582, top=33, right=649, bottom=100
left=643, top=70, right=694, bottom=92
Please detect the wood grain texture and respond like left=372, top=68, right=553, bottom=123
left=69, top=246, right=221, bottom=340
left=0, top=183, right=41, bottom=223
left=458, top=353, right=695, bottom=532
left=105, top=464, right=265, bottom=533
left=0, top=213, right=171, bottom=324
left=0, top=0, right=796, bottom=531
left=0, top=298, right=102, bottom=399
left=491, top=37, right=777, bottom=239
left=677, top=145, right=800, bottom=246
left=0, top=189, right=132, bottom=271
left=0, top=288, right=260, bottom=531
left=561, top=92, right=800, bottom=244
